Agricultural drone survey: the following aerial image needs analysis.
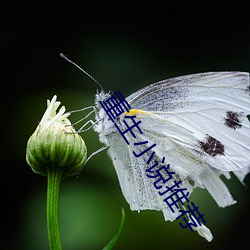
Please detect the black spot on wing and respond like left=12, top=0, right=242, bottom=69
left=199, top=135, right=225, bottom=157
left=246, top=84, right=250, bottom=94
left=224, top=111, right=243, bottom=130
left=247, top=114, right=250, bottom=122
left=187, top=177, right=195, bottom=187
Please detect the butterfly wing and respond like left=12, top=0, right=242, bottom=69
left=106, top=109, right=237, bottom=221
left=126, top=72, right=250, bottom=173
left=105, top=124, right=185, bottom=221
left=96, top=72, right=250, bottom=221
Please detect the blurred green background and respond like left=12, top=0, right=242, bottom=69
left=2, top=2, right=250, bottom=250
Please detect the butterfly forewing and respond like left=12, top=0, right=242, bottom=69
left=126, top=72, right=250, bottom=172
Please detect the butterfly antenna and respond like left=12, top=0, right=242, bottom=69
left=60, top=53, right=104, bottom=91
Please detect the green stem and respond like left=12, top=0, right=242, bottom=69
left=47, top=165, right=63, bottom=250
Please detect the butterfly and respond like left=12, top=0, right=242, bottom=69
left=91, top=71, right=250, bottom=224
left=60, top=52, right=249, bottom=240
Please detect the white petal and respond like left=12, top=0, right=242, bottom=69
left=40, top=95, right=71, bottom=125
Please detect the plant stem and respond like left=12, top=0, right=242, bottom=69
left=47, top=165, right=63, bottom=250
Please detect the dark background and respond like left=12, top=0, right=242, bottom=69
left=2, top=1, right=250, bottom=250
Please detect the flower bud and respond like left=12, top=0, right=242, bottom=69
left=26, top=95, right=87, bottom=178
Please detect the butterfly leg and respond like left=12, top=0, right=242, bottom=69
left=70, top=106, right=96, bottom=125
left=68, top=106, right=100, bottom=132
left=77, top=145, right=108, bottom=175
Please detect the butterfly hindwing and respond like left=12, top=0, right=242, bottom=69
left=106, top=128, right=184, bottom=221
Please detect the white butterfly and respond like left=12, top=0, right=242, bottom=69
left=90, top=72, right=250, bottom=228
left=58, top=60, right=249, bottom=241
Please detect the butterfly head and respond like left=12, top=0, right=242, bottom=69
left=93, top=90, right=118, bottom=145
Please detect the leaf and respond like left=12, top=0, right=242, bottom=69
left=102, top=208, right=125, bottom=250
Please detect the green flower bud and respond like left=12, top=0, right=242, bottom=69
left=26, top=95, right=87, bottom=178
